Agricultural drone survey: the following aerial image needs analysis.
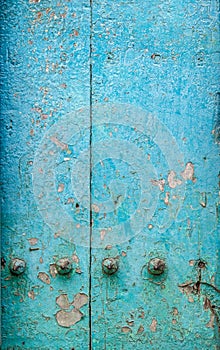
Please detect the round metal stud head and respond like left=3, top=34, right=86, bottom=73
left=148, top=258, right=166, bottom=275
left=9, top=258, right=26, bottom=275
left=102, top=257, right=119, bottom=275
left=56, top=257, right=73, bottom=275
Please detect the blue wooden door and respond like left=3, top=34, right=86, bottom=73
left=1, top=0, right=219, bottom=349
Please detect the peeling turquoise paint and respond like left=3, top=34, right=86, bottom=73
left=1, top=0, right=219, bottom=349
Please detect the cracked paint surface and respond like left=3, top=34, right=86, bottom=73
left=55, top=293, right=88, bottom=328
left=90, top=0, right=219, bottom=349
left=1, top=0, right=90, bottom=348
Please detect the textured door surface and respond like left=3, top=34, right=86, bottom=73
left=1, top=1, right=219, bottom=349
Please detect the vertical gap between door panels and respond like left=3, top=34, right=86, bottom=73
left=89, top=0, right=93, bottom=349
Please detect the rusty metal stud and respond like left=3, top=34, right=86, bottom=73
left=55, top=257, right=73, bottom=275
left=102, top=257, right=119, bottom=275
left=9, top=258, right=26, bottom=275
left=148, top=258, right=166, bottom=276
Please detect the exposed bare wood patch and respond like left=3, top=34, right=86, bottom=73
left=37, top=272, right=51, bottom=284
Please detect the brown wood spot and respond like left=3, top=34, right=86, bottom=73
left=181, top=162, right=196, bottom=182
left=55, top=309, right=83, bottom=328
left=56, top=294, right=70, bottom=309
left=188, top=296, right=194, bottom=303
left=168, top=170, right=182, bottom=188
left=172, top=307, right=178, bottom=316
left=75, top=267, right=82, bottom=274
left=28, top=238, right=38, bottom=246
left=121, top=326, right=132, bottom=333
left=72, top=254, right=79, bottom=263
left=138, top=311, right=145, bottom=319
left=28, top=290, right=35, bottom=300
left=72, top=293, right=88, bottom=310
left=189, top=260, right=195, bottom=266
left=38, top=272, right=51, bottom=285
left=206, top=314, right=215, bottom=328
left=58, top=183, right=64, bottom=193
left=49, top=264, right=58, bottom=278
left=151, top=178, right=165, bottom=192
left=150, top=318, right=157, bottom=332
left=137, top=325, right=144, bottom=334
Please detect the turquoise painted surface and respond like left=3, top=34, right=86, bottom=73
left=1, top=1, right=91, bottom=349
left=1, top=0, right=219, bottom=349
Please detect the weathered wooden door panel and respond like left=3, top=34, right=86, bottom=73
left=90, top=0, right=219, bottom=349
left=1, top=0, right=219, bottom=349
left=1, top=1, right=91, bottom=349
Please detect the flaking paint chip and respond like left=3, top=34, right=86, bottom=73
left=181, top=162, right=196, bottom=181
left=28, top=290, right=35, bottom=300
left=55, top=292, right=88, bottom=328
left=56, top=294, right=70, bottom=309
left=72, top=293, right=88, bottom=310
left=37, top=272, right=51, bottom=285
left=49, top=264, right=58, bottom=278
left=168, top=170, right=182, bottom=188
left=121, top=326, right=132, bottom=333
left=150, top=318, right=157, bottom=332
left=137, top=325, right=144, bottom=334
left=28, top=238, right=38, bottom=246
left=55, top=309, right=83, bottom=328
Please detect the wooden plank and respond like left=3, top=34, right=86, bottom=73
left=90, top=0, right=220, bottom=348
left=1, top=1, right=91, bottom=348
